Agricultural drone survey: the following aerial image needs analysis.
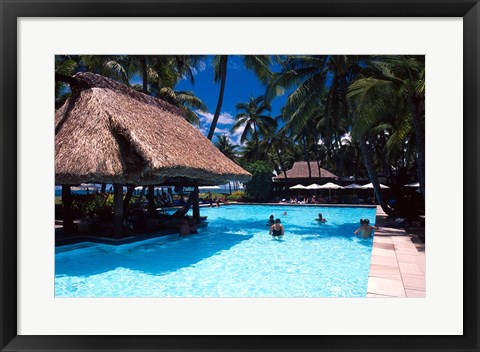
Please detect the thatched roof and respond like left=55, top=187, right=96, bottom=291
left=55, top=72, right=251, bottom=185
left=273, top=161, right=338, bottom=181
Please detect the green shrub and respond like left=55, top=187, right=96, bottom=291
left=226, top=190, right=245, bottom=201
left=60, top=194, right=113, bottom=221
left=244, top=161, right=273, bottom=202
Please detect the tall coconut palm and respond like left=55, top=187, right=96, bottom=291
left=158, top=87, right=207, bottom=125
left=215, top=134, right=239, bottom=163
left=348, top=78, right=402, bottom=214
left=207, top=55, right=273, bottom=140
left=79, top=55, right=208, bottom=125
left=268, top=56, right=363, bottom=141
left=80, top=55, right=133, bottom=86
left=258, top=126, right=295, bottom=178
left=347, top=55, right=425, bottom=198
left=271, top=55, right=394, bottom=213
left=232, top=95, right=277, bottom=158
left=148, top=55, right=208, bottom=125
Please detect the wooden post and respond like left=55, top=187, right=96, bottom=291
left=123, top=185, right=135, bottom=218
left=61, top=185, right=74, bottom=234
left=147, top=185, right=156, bottom=217
left=113, top=183, right=124, bottom=237
left=192, top=186, right=200, bottom=223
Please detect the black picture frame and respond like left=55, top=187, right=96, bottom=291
left=1, top=1, right=478, bottom=351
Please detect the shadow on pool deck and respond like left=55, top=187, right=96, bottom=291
left=55, top=231, right=253, bottom=277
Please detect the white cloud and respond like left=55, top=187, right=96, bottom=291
left=193, top=108, right=247, bottom=147
left=213, top=127, right=230, bottom=135
left=196, top=110, right=235, bottom=126
left=229, top=125, right=246, bottom=146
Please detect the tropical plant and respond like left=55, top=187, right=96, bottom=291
left=77, top=55, right=208, bottom=125
left=207, top=55, right=273, bottom=140
left=55, top=55, right=79, bottom=109
left=244, top=160, right=274, bottom=201
left=347, top=55, right=425, bottom=198
left=215, top=134, right=239, bottom=163
left=232, top=95, right=277, bottom=157
left=258, top=126, right=295, bottom=178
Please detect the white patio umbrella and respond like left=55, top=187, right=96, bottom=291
left=319, top=182, right=345, bottom=189
left=318, top=182, right=344, bottom=200
left=360, top=183, right=389, bottom=203
left=289, top=184, right=307, bottom=189
left=289, top=184, right=307, bottom=199
left=344, top=183, right=363, bottom=197
left=360, top=183, right=390, bottom=189
left=305, top=183, right=322, bottom=189
left=344, top=183, right=363, bottom=189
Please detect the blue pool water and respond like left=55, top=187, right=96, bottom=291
left=55, top=205, right=377, bottom=297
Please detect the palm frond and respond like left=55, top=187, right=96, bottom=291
left=175, top=91, right=208, bottom=112
left=242, top=55, right=273, bottom=84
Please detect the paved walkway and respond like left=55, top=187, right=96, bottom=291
left=367, top=206, right=426, bottom=298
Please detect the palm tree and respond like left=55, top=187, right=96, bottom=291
left=348, top=78, right=405, bottom=214
left=207, top=55, right=273, bottom=140
left=55, top=56, right=79, bottom=109
left=267, top=55, right=364, bottom=170
left=215, top=134, right=239, bottom=163
left=80, top=55, right=133, bottom=86
left=258, top=127, right=295, bottom=179
left=79, top=55, right=209, bottom=125
left=158, top=87, right=207, bottom=125
left=232, top=95, right=276, bottom=158
left=270, top=55, right=396, bottom=214
left=347, top=55, right=425, bottom=198
left=240, top=140, right=270, bottom=164
left=150, top=56, right=208, bottom=125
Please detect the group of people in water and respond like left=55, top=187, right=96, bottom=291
left=266, top=212, right=378, bottom=239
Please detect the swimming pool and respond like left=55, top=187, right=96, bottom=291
left=55, top=204, right=377, bottom=297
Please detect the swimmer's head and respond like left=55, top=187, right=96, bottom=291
left=360, top=219, right=365, bottom=225
left=364, top=219, right=370, bottom=225
left=269, top=215, right=274, bottom=219
left=275, top=218, right=281, bottom=223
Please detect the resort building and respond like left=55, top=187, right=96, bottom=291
left=272, top=161, right=338, bottom=197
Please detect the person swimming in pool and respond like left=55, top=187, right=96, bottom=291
left=266, top=214, right=275, bottom=226
left=315, top=213, right=327, bottom=223
left=269, top=218, right=284, bottom=239
left=354, top=218, right=378, bottom=238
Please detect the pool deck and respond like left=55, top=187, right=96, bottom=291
left=367, top=206, right=425, bottom=297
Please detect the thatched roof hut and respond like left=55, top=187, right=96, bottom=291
left=273, top=161, right=338, bottom=181
left=55, top=72, right=251, bottom=186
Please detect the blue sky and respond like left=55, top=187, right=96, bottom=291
left=176, top=56, right=288, bottom=146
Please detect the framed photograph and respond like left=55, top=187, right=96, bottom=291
left=1, top=0, right=478, bottom=351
